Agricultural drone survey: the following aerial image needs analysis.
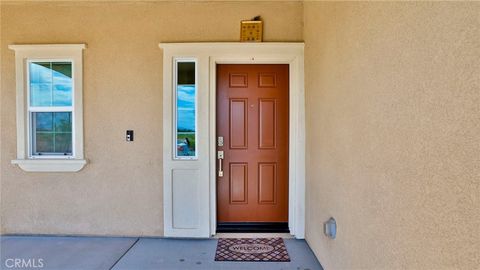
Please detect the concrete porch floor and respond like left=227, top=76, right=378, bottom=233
left=0, top=235, right=323, bottom=270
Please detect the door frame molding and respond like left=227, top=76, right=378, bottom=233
left=160, top=43, right=305, bottom=238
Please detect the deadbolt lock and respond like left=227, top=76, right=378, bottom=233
left=218, top=136, right=224, bottom=147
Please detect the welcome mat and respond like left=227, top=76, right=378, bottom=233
left=215, top=238, right=290, bottom=262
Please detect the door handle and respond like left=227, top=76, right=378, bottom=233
left=217, top=151, right=224, bottom=177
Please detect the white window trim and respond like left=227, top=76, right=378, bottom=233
left=9, top=44, right=87, bottom=172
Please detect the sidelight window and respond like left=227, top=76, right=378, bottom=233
left=174, top=60, right=197, bottom=159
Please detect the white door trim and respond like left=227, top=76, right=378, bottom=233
left=160, top=43, right=305, bottom=238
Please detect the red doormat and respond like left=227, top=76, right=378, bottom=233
left=215, top=238, right=290, bottom=262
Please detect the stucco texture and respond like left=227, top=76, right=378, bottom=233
left=0, top=1, right=303, bottom=236
left=2, top=1, right=480, bottom=268
left=304, top=2, right=480, bottom=270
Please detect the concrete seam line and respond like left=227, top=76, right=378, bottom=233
left=109, top=238, right=140, bottom=270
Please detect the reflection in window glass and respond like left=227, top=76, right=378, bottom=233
left=31, top=112, right=72, bottom=155
left=175, top=61, right=196, bottom=158
left=29, top=62, right=72, bottom=106
left=28, top=61, right=73, bottom=157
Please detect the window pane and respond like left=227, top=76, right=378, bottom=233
left=35, top=133, right=54, bottom=153
left=32, top=112, right=72, bottom=156
left=55, top=133, right=72, bottom=154
left=29, top=61, right=72, bottom=107
left=52, top=62, right=73, bottom=106
left=30, top=83, right=52, bottom=106
left=30, top=62, right=52, bottom=84
left=52, top=62, right=72, bottom=78
left=54, top=112, right=72, bottom=132
left=34, top=112, right=54, bottom=131
left=53, top=83, right=73, bottom=106
left=175, top=61, right=196, bottom=158
left=177, top=62, right=195, bottom=85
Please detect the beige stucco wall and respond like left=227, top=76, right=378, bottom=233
left=2, top=1, right=479, bottom=268
left=304, top=2, right=480, bottom=269
left=0, top=1, right=303, bottom=236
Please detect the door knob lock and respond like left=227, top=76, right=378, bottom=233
left=217, top=151, right=224, bottom=177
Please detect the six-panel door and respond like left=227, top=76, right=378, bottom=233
left=216, top=64, right=289, bottom=222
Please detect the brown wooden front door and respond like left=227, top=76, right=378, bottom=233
left=216, top=64, right=289, bottom=224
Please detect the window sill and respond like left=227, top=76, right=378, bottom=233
left=11, top=159, right=87, bottom=172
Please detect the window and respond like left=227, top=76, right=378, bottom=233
left=9, top=44, right=86, bottom=172
left=29, top=61, right=73, bottom=157
left=174, top=60, right=197, bottom=159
